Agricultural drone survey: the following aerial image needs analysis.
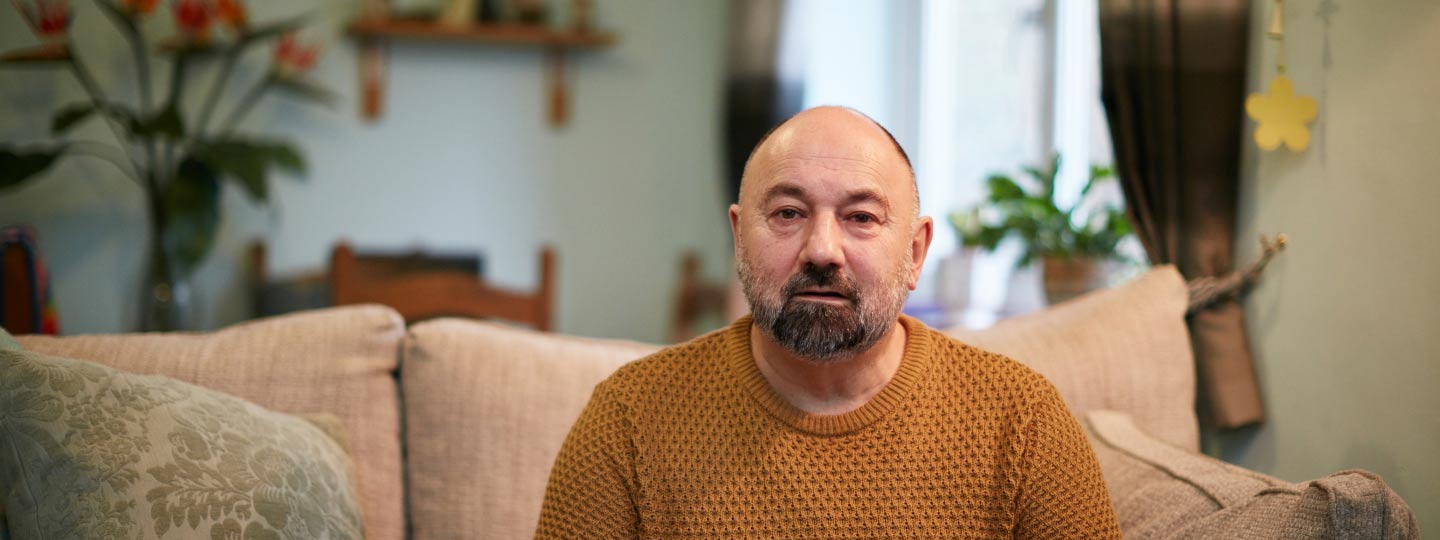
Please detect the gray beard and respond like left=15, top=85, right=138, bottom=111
left=742, top=263, right=905, bottom=362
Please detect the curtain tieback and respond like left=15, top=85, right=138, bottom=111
left=1186, top=233, right=1289, bottom=315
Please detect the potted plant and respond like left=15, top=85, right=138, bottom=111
left=0, top=0, right=332, bottom=330
left=948, top=155, right=1135, bottom=304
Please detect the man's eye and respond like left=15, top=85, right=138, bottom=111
left=776, top=209, right=801, bottom=220
left=850, top=213, right=877, bottom=224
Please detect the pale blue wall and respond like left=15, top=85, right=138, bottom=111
left=1231, top=0, right=1440, bottom=532
left=0, top=0, right=732, bottom=343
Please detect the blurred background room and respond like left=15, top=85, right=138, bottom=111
left=3, top=0, right=1436, bottom=534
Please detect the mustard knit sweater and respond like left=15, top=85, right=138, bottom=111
left=535, top=315, right=1120, bottom=539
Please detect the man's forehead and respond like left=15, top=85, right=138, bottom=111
left=759, top=109, right=890, bottom=158
left=745, top=117, right=909, bottom=200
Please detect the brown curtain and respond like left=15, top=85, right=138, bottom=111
left=1098, top=0, right=1264, bottom=429
left=723, top=0, right=802, bottom=205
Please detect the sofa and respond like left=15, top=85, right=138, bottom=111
left=2, top=265, right=1417, bottom=539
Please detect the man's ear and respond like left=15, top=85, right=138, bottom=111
left=729, top=204, right=743, bottom=256
left=908, top=216, right=934, bottom=290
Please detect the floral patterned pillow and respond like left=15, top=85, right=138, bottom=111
left=0, top=346, right=364, bottom=540
left=0, top=329, right=18, bottom=351
left=1, top=326, right=20, bottom=540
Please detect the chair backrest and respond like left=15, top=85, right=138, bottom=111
left=330, top=243, right=556, bottom=331
left=248, top=242, right=331, bottom=319
left=670, top=251, right=747, bottom=343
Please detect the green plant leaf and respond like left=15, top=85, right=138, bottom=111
left=0, top=145, right=67, bottom=190
left=1018, top=196, right=1059, bottom=218
left=269, top=76, right=336, bottom=106
left=192, top=141, right=267, bottom=202
left=163, top=158, right=221, bottom=275
left=1021, top=166, right=1047, bottom=184
left=99, top=102, right=144, bottom=133
left=51, top=102, right=144, bottom=135
left=1023, top=154, right=1061, bottom=200
left=94, top=0, right=143, bottom=38
left=986, top=175, right=1026, bottom=202
left=50, top=101, right=144, bottom=135
left=138, top=106, right=186, bottom=140
left=972, top=154, right=1136, bottom=270
left=1080, top=166, right=1115, bottom=199
left=1106, top=209, right=1133, bottom=236
left=1017, top=247, right=1036, bottom=268
left=262, top=141, right=305, bottom=174
left=192, top=138, right=306, bottom=203
left=976, top=226, right=1007, bottom=251
left=52, top=104, right=97, bottom=134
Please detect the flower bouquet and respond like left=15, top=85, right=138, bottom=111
left=1, top=0, right=333, bottom=330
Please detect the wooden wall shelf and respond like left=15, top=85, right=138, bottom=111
left=347, top=18, right=618, bottom=126
left=349, top=18, right=616, bottom=47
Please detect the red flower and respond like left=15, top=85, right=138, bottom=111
left=172, top=0, right=212, bottom=42
left=214, top=0, right=245, bottom=30
left=273, top=32, right=320, bottom=76
left=121, top=0, right=158, bottom=15
left=12, top=0, right=71, bottom=39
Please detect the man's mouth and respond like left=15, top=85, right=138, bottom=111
left=792, top=289, right=851, bottom=303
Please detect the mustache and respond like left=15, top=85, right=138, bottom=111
left=780, top=265, right=859, bottom=301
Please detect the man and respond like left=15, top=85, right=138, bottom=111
left=535, top=107, right=1121, bottom=539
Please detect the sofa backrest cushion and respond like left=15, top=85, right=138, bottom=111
left=944, top=265, right=1199, bottom=451
left=400, top=265, right=1192, bottom=538
left=16, top=305, right=406, bottom=540
left=0, top=345, right=365, bottom=540
left=400, top=319, right=661, bottom=540
left=1085, top=410, right=1418, bottom=540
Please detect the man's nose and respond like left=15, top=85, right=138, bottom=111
left=800, top=214, right=844, bottom=269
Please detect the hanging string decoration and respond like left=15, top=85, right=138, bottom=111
left=1246, top=0, right=1318, bottom=152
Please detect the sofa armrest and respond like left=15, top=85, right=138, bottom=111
left=1085, top=410, right=1419, bottom=540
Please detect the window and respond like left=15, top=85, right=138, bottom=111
left=780, top=0, right=1119, bottom=328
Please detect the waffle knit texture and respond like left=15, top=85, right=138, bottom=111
left=535, top=315, right=1121, bottom=539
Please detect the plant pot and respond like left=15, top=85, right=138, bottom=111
left=1041, top=256, right=1111, bottom=305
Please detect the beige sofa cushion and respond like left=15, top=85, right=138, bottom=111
left=0, top=345, right=364, bottom=540
left=1086, top=410, right=1418, bottom=540
left=945, top=265, right=1199, bottom=450
left=401, top=319, right=661, bottom=540
left=17, top=305, right=406, bottom=540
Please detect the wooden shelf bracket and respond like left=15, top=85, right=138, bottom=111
left=348, top=19, right=616, bottom=127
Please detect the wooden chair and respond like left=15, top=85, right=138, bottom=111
left=670, top=251, right=746, bottom=343
left=330, top=242, right=556, bottom=331
left=248, top=242, right=330, bottom=319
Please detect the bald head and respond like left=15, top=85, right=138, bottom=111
left=739, top=107, right=919, bottom=217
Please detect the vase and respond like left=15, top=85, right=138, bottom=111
left=936, top=248, right=979, bottom=324
left=137, top=222, right=192, bottom=332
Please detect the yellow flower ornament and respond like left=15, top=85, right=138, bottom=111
left=1246, top=74, right=1317, bottom=151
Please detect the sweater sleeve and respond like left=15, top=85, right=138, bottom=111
left=1013, top=380, right=1122, bottom=539
left=534, top=380, right=641, bottom=540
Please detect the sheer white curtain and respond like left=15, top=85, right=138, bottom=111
left=779, top=0, right=916, bottom=150
left=913, top=0, right=1058, bottom=328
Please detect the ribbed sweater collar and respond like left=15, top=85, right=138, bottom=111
left=725, top=314, right=933, bottom=436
